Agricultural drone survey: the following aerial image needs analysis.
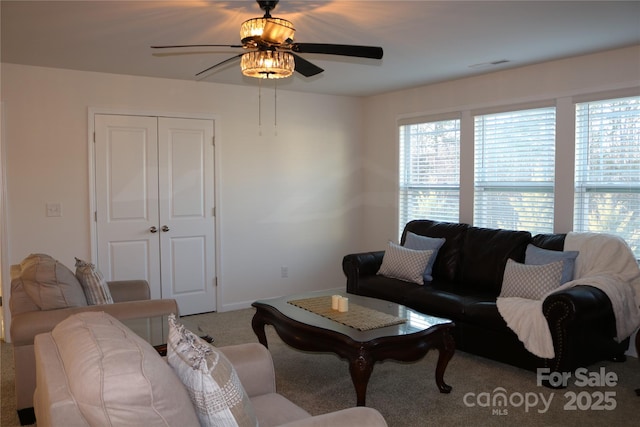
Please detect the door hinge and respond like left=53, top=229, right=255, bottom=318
left=94, top=211, right=97, bottom=222
left=93, top=132, right=96, bottom=143
left=212, top=136, right=215, bottom=146
left=214, top=277, right=218, bottom=287
left=212, top=207, right=216, bottom=217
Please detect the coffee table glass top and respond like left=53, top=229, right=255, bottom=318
left=253, top=290, right=452, bottom=342
left=121, top=315, right=168, bottom=346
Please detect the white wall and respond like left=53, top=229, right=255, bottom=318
left=359, top=45, right=640, bottom=250
left=0, top=64, right=364, bottom=332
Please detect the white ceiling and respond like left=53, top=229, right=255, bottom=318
left=2, top=1, right=639, bottom=97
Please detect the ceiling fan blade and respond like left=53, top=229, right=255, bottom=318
left=152, top=44, right=243, bottom=49
left=195, top=54, right=243, bottom=77
left=290, top=53, right=323, bottom=77
left=291, top=43, right=383, bottom=59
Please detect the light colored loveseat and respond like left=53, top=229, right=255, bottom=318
left=33, top=312, right=388, bottom=427
left=10, top=254, right=178, bottom=422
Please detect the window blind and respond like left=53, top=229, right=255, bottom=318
left=474, top=107, right=556, bottom=234
left=574, top=96, right=640, bottom=258
left=399, top=118, right=460, bottom=238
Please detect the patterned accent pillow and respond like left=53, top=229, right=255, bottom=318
left=500, top=259, right=564, bottom=300
left=525, top=244, right=579, bottom=284
left=74, top=258, right=114, bottom=305
left=403, top=232, right=446, bottom=282
left=166, top=314, right=258, bottom=427
left=377, top=241, right=434, bottom=285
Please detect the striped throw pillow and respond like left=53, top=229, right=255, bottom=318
left=74, top=258, right=114, bottom=305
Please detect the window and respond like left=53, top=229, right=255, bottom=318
left=399, top=118, right=460, bottom=237
left=574, top=96, right=640, bottom=258
left=474, top=107, right=556, bottom=234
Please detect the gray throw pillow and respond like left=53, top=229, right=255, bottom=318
left=377, top=241, right=434, bottom=285
left=403, top=232, right=446, bottom=282
left=525, top=244, right=579, bottom=284
left=500, top=259, right=564, bottom=300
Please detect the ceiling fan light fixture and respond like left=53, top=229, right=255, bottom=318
left=241, top=50, right=294, bottom=79
left=240, top=17, right=295, bottom=45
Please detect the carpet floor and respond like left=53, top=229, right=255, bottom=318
left=2, top=308, right=639, bottom=426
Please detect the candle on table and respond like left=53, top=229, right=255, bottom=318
left=338, top=297, right=349, bottom=312
left=331, top=295, right=341, bottom=310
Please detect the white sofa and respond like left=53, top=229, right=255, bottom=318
left=33, top=312, right=387, bottom=427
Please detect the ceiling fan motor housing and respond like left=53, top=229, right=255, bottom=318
left=258, top=1, right=280, bottom=18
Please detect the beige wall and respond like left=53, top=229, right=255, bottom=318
left=0, top=64, right=364, bottom=334
left=2, top=45, right=639, bottom=342
left=359, top=45, right=640, bottom=250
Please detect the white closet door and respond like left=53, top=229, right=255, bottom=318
left=94, top=114, right=161, bottom=298
left=157, top=117, right=216, bottom=315
left=94, top=114, right=216, bottom=314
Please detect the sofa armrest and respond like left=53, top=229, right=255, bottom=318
left=342, top=251, right=385, bottom=293
left=219, top=343, right=277, bottom=397
left=10, top=299, right=178, bottom=346
left=543, top=285, right=614, bottom=324
left=543, top=285, right=619, bottom=371
left=280, top=407, right=387, bottom=427
left=107, top=280, right=151, bottom=302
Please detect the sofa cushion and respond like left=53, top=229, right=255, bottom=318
left=74, top=257, right=114, bottom=305
left=460, top=227, right=532, bottom=294
left=377, top=242, right=434, bottom=285
left=167, top=314, right=258, bottom=427
left=403, top=220, right=469, bottom=282
left=18, top=253, right=87, bottom=310
left=250, top=394, right=311, bottom=427
left=404, top=232, right=446, bottom=282
left=51, top=312, right=199, bottom=426
left=499, top=259, right=564, bottom=300
left=531, top=233, right=566, bottom=251
left=463, top=300, right=509, bottom=330
left=405, top=280, right=497, bottom=321
left=525, top=244, right=578, bottom=284
left=350, top=275, right=420, bottom=305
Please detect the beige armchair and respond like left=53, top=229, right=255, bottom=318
left=9, top=255, right=178, bottom=425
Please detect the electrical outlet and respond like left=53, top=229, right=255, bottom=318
left=281, top=266, right=289, bottom=278
left=46, top=202, right=62, bottom=217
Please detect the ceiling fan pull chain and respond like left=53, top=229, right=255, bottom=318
left=258, top=79, right=263, bottom=136
left=274, top=79, right=278, bottom=136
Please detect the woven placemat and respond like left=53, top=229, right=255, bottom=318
left=288, top=296, right=407, bottom=331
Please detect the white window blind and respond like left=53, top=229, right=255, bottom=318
left=399, top=118, right=460, bottom=238
left=574, top=96, right=640, bottom=258
left=474, top=107, right=556, bottom=234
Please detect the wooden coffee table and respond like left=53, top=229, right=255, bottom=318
left=251, top=290, right=455, bottom=406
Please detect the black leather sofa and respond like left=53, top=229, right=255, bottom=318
left=343, top=219, right=629, bottom=374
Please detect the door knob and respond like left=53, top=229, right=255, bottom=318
left=150, top=226, right=158, bottom=233
left=162, top=225, right=170, bottom=232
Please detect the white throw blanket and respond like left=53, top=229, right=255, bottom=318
left=496, top=232, right=640, bottom=359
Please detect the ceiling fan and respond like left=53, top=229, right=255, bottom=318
left=151, top=0, right=383, bottom=80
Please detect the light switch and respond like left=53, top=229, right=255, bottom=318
left=46, top=202, right=62, bottom=217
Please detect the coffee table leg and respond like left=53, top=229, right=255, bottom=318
left=251, top=311, right=269, bottom=348
left=349, top=350, right=374, bottom=406
left=435, top=329, right=455, bottom=393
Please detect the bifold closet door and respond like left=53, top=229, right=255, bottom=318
left=94, top=114, right=216, bottom=315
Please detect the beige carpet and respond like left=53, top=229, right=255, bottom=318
left=2, top=308, right=640, bottom=426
